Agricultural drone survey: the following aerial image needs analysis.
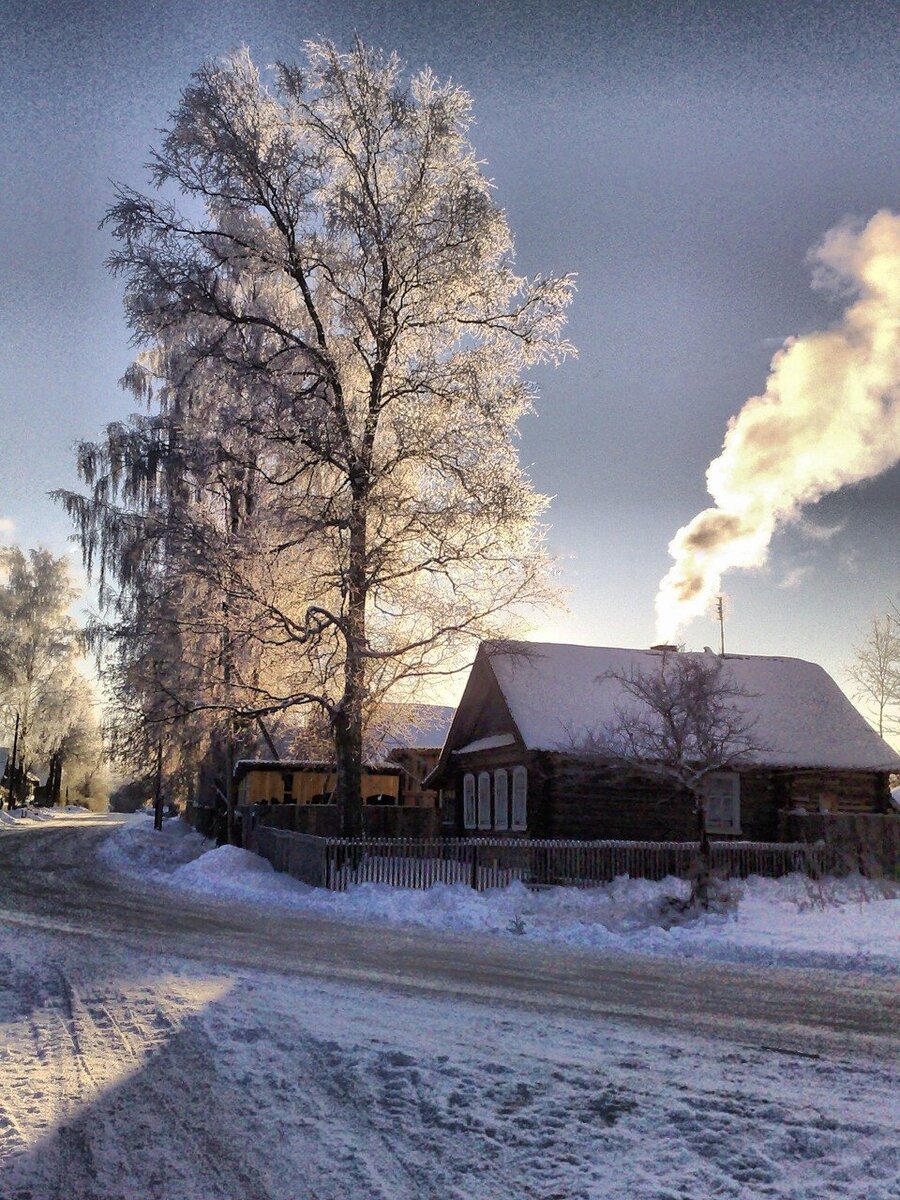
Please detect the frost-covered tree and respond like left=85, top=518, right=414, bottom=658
left=574, top=652, right=759, bottom=906
left=60, top=415, right=269, bottom=829
left=41, top=672, right=107, bottom=808
left=847, top=607, right=900, bottom=743
left=0, top=547, right=95, bottom=804
left=62, top=40, right=574, bottom=834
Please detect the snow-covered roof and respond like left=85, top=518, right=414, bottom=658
left=453, top=733, right=516, bottom=756
left=376, top=705, right=456, bottom=752
left=481, top=641, right=900, bottom=772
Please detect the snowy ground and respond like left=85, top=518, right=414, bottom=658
left=1, top=816, right=897, bottom=1199
left=1, top=912, right=896, bottom=1200
left=100, top=813, right=900, bottom=975
left=0, top=803, right=97, bottom=827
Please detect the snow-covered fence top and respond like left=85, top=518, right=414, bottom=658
left=254, top=833, right=845, bottom=892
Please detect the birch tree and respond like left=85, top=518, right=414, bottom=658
left=61, top=409, right=282, bottom=830
left=0, top=548, right=86, bottom=803
left=63, top=40, right=574, bottom=834
left=848, top=607, right=900, bottom=742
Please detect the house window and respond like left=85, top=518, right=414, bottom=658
left=703, top=772, right=741, bottom=835
left=282, top=772, right=294, bottom=803
left=463, top=774, right=476, bottom=829
left=494, top=769, right=509, bottom=830
left=477, top=771, right=492, bottom=830
left=511, top=766, right=528, bottom=831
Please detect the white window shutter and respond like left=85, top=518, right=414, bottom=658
left=477, top=772, right=492, bottom=830
left=463, top=774, right=476, bottom=829
left=511, top=766, right=528, bottom=831
left=494, top=769, right=509, bottom=830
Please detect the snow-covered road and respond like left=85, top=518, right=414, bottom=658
left=1, top=818, right=898, bottom=1199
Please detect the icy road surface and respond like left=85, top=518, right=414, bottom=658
left=0, top=818, right=897, bottom=1200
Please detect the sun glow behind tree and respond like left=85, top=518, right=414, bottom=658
left=59, top=40, right=574, bottom=833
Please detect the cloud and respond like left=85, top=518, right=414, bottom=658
left=794, top=515, right=846, bottom=543
left=777, top=565, right=813, bottom=590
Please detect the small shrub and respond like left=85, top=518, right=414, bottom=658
left=657, top=872, right=742, bottom=926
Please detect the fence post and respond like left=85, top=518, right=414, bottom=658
left=471, top=843, right=479, bottom=892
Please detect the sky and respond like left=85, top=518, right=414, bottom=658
left=0, top=0, right=897, bottom=699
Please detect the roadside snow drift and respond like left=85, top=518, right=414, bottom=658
left=100, top=815, right=900, bottom=974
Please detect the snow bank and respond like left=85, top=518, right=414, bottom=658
left=98, top=811, right=210, bottom=879
left=170, top=844, right=321, bottom=905
left=99, top=817, right=900, bottom=974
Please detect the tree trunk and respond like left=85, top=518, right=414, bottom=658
left=333, top=496, right=367, bottom=839
left=225, top=726, right=237, bottom=845
left=49, top=754, right=63, bottom=806
left=8, top=711, right=19, bottom=810
left=333, top=704, right=364, bottom=837
left=153, top=740, right=164, bottom=831
left=16, top=703, right=29, bottom=807
left=692, top=796, right=711, bottom=909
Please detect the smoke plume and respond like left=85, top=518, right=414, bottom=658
left=655, top=209, right=900, bottom=642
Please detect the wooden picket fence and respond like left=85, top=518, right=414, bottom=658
left=255, top=829, right=843, bottom=892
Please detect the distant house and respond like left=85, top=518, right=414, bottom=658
left=234, top=704, right=456, bottom=812
left=426, top=641, right=900, bottom=842
left=234, top=760, right=402, bottom=808
left=377, top=705, right=456, bottom=811
left=233, top=705, right=458, bottom=840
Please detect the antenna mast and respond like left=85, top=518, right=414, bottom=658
left=715, top=594, right=726, bottom=656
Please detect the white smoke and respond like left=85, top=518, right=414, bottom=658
left=655, top=209, right=900, bottom=643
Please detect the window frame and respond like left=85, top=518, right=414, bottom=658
left=702, top=771, right=741, bottom=835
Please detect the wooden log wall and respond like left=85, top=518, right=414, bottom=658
left=444, top=753, right=891, bottom=843
left=732, top=770, right=777, bottom=841
left=538, top=760, right=889, bottom=843
left=777, top=769, right=890, bottom=816
left=540, top=755, right=696, bottom=842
